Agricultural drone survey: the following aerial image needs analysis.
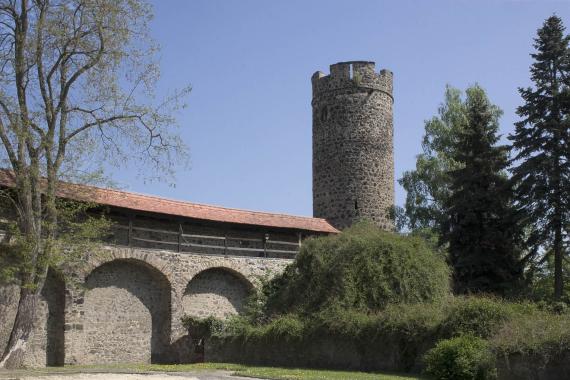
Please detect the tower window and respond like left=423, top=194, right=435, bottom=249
left=354, top=199, right=358, bottom=211
left=320, top=107, right=329, bottom=122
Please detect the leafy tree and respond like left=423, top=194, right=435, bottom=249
left=0, top=0, right=189, bottom=367
left=399, top=86, right=467, bottom=233
left=445, top=86, right=523, bottom=295
left=509, top=15, right=570, bottom=300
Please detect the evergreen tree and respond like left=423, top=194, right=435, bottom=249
left=509, top=15, right=570, bottom=300
left=446, top=86, right=523, bottom=295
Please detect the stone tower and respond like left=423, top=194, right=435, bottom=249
left=312, top=61, right=394, bottom=230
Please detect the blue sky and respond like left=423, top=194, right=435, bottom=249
left=111, top=0, right=570, bottom=217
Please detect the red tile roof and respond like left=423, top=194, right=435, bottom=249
left=0, top=170, right=338, bottom=233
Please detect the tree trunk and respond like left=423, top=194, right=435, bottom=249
left=0, top=287, right=38, bottom=369
left=554, top=227, right=564, bottom=300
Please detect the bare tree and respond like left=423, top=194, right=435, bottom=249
left=0, top=0, right=189, bottom=367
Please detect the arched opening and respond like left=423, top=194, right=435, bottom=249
left=183, top=267, right=253, bottom=319
left=84, top=259, right=171, bottom=364
left=41, top=268, right=65, bottom=366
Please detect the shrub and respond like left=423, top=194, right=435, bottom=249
left=424, top=335, right=497, bottom=380
left=181, top=315, right=223, bottom=338
left=304, top=305, right=376, bottom=340
left=264, top=222, right=451, bottom=315
left=375, top=302, right=445, bottom=343
left=264, top=314, right=305, bottom=341
left=492, top=310, right=570, bottom=359
left=440, top=297, right=513, bottom=339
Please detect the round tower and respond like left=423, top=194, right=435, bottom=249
left=312, top=61, right=394, bottom=230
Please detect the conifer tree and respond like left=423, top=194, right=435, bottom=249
left=509, top=15, right=570, bottom=300
left=446, top=86, right=523, bottom=295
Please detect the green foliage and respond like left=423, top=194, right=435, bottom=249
left=210, top=296, right=570, bottom=375
left=182, top=315, right=224, bottom=339
left=263, top=222, right=450, bottom=315
left=526, top=253, right=570, bottom=302
left=424, top=335, right=497, bottom=380
left=0, top=193, right=111, bottom=287
left=491, top=308, right=570, bottom=358
left=398, top=85, right=467, bottom=232
left=440, top=297, right=513, bottom=339
left=264, top=314, right=305, bottom=341
left=444, top=85, right=523, bottom=296
left=509, top=15, right=570, bottom=299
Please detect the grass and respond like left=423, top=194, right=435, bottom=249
left=0, top=363, right=422, bottom=380
left=144, top=363, right=421, bottom=379
left=230, top=365, right=422, bottom=379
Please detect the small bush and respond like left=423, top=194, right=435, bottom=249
left=182, top=315, right=223, bottom=338
left=424, top=335, right=497, bottom=380
left=264, top=314, right=305, bottom=341
left=440, top=297, right=512, bottom=339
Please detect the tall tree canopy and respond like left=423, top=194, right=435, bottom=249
left=0, top=0, right=189, bottom=367
left=445, top=86, right=523, bottom=295
left=399, top=86, right=466, bottom=233
left=509, top=15, right=570, bottom=300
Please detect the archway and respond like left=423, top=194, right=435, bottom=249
left=183, top=267, right=253, bottom=319
left=83, top=259, right=171, bottom=364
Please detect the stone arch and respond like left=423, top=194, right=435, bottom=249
left=82, top=247, right=175, bottom=286
left=182, top=267, right=254, bottom=319
left=83, top=258, right=172, bottom=364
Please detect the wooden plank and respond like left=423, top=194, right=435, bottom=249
left=128, top=216, right=133, bottom=247
left=178, top=224, right=182, bottom=253
left=226, top=236, right=262, bottom=243
left=132, top=237, right=179, bottom=245
left=131, top=225, right=179, bottom=235
left=180, top=243, right=296, bottom=254
left=181, top=242, right=225, bottom=250
left=226, top=246, right=263, bottom=252
left=265, top=248, right=299, bottom=254
left=267, top=240, right=299, bottom=246
left=182, top=233, right=226, bottom=240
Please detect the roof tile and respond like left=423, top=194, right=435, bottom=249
left=0, top=170, right=338, bottom=233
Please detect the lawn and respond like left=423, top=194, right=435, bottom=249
left=141, top=363, right=423, bottom=379
left=1, top=363, right=422, bottom=380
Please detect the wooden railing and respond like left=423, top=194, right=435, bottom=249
left=0, top=217, right=301, bottom=259
left=117, top=222, right=301, bottom=259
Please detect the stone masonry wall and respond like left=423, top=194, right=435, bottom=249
left=183, top=268, right=252, bottom=319
left=63, top=245, right=290, bottom=365
left=312, top=61, right=394, bottom=230
left=0, top=245, right=289, bottom=367
left=82, top=260, right=171, bottom=364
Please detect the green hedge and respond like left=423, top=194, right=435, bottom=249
left=200, top=297, right=570, bottom=374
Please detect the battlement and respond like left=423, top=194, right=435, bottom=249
left=312, top=61, right=393, bottom=98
